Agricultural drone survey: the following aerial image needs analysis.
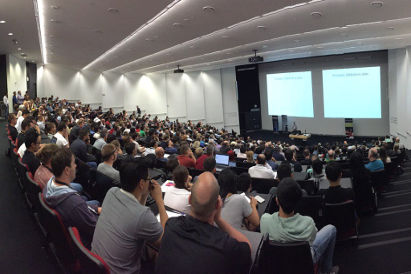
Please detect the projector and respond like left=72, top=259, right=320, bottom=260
left=249, top=56, right=264, bottom=63
left=174, top=65, right=184, bottom=73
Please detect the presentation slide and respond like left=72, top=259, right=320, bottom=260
left=266, top=71, right=314, bottom=117
left=323, top=66, right=381, bottom=118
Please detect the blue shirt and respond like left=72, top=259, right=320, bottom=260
left=365, top=159, right=384, bottom=172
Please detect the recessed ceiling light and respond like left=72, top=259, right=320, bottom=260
left=145, top=38, right=153, bottom=41
left=226, top=52, right=231, bottom=55
left=49, top=19, right=61, bottom=23
left=311, top=11, right=322, bottom=18
left=202, top=6, right=215, bottom=12
left=172, top=22, right=182, bottom=27
left=341, top=26, right=348, bottom=29
left=257, top=26, right=266, bottom=30
left=8, top=33, right=13, bottom=36
left=17, top=47, right=22, bottom=51
left=371, top=1, right=383, bottom=8
left=107, top=8, right=119, bottom=13
left=316, top=46, right=324, bottom=49
left=12, top=39, right=18, bottom=44
left=294, top=39, right=301, bottom=43
left=0, top=20, right=6, bottom=24
left=395, top=37, right=403, bottom=40
left=262, top=45, right=268, bottom=48
left=183, top=18, right=191, bottom=22
left=387, top=26, right=395, bottom=30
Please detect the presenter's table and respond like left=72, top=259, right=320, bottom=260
left=289, top=134, right=311, bottom=141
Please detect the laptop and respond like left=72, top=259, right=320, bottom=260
left=215, top=154, right=229, bottom=172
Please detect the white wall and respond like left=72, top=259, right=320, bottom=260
left=6, top=54, right=27, bottom=107
left=388, top=47, right=411, bottom=149
left=259, top=51, right=389, bottom=137
left=37, top=64, right=239, bottom=132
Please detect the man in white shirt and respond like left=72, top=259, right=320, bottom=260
left=54, top=122, right=69, bottom=147
left=248, top=154, right=276, bottom=179
left=3, top=93, right=8, bottom=119
left=16, top=110, right=29, bottom=133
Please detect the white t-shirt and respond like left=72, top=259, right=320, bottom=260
left=54, top=132, right=68, bottom=147
left=248, top=164, right=276, bottom=179
left=18, top=143, right=26, bottom=158
left=164, top=186, right=191, bottom=214
left=16, top=116, right=24, bottom=133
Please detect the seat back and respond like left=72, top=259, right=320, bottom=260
left=91, top=146, right=102, bottom=164
left=296, top=195, right=323, bottom=227
left=236, top=161, right=255, bottom=169
left=324, top=200, right=358, bottom=240
left=25, top=172, right=42, bottom=211
left=37, top=193, right=76, bottom=267
left=297, top=180, right=318, bottom=195
left=251, top=177, right=278, bottom=194
left=93, top=171, right=116, bottom=203
left=370, top=170, right=387, bottom=193
left=17, top=158, right=30, bottom=191
left=254, top=234, right=315, bottom=274
left=68, top=227, right=110, bottom=274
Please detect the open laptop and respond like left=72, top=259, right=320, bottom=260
left=215, top=154, right=229, bottom=172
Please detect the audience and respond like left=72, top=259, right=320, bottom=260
left=156, top=172, right=251, bottom=274
left=203, top=156, right=217, bottom=173
left=93, top=128, right=107, bottom=150
left=164, top=165, right=192, bottom=214
left=8, top=114, right=18, bottom=142
left=177, top=144, right=196, bottom=169
left=34, top=144, right=59, bottom=189
left=97, top=144, right=120, bottom=184
left=92, top=162, right=168, bottom=273
left=260, top=178, right=338, bottom=274
left=195, top=144, right=215, bottom=170
left=365, top=147, right=384, bottom=172
left=324, top=162, right=355, bottom=204
left=54, top=122, right=69, bottom=147
left=248, top=154, right=276, bottom=179
left=22, top=128, right=41, bottom=175
left=70, top=127, right=96, bottom=166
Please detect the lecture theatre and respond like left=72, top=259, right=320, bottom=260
left=1, top=0, right=411, bottom=273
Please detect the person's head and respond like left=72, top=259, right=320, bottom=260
left=312, top=159, right=323, bottom=175
left=256, top=154, right=266, bottom=165
left=238, top=172, right=252, bottom=193
left=155, top=147, right=165, bottom=159
left=327, top=149, right=335, bottom=160
left=45, top=122, right=56, bottom=135
left=51, top=147, right=76, bottom=182
left=125, top=142, right=137, bottom=156
left=166, top=154, right=179, bottom=173
left=8, top=114, right=16, bottom=125
left=218, top=168, right=237, bottom=199
left=284, top=149, right=294, bottom=162
left=205, top=144, right=215, bottom=156
left=277, top=162, right=292, bottom=181
left=24, top=128, right=41, bottom=152
left=120, top=162, right=149, bottom=195
left=100, top=128, right=108, bottom=140
left=264, top=147, right=274, bottom=162
left=78, top=127, right=90, bottom=143
left=194, top=147, right=203, bottom=159
left=303, top=149, right=310, bottom=159
left=180, top=144, right=190, bottom=156
left=22, top=109, right=29, bottom=117
left=246, top=150, right=254, bottom=163
left=276, top=178, right=302, bottom=215
left=57, top=122, right=67, bottom=133
left=325, top=162, right=342, bottom=183
left=37, top=144, right=59, bottom=166
left=101, top=144, right=117, bottom=163
left=173, top=165, right=189, bottom=189
left=21, top=117, right=34, bottom=132
left=368, top=147, right=379, bottom=161
left=189, top=172, right=220, bottom=220
left=203, top=157, right=216, bottom=172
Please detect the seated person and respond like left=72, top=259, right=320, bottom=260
left=309, top=159, right=328, bottom=190
left=284, top=149, right=302, bottom=172
left=237, top=172, right=252, bottom=194
left=248, top=154, right=276, bottom=179
left=260, top=178, right=338, bottom=274
left=300, top=149, right=312, bottom=165
left=195, top=145, right=215, bottom=170
left=34, top=144, right=59, bottom=189
left=93, top=128, right=108, bottom=151
left=54, top=122, right=69, bottom=147
left=92, top=162, right=168, bottom=273
left=219, top=169, right=259, bottom=231
left=324, top=162, right=355, bottom=204
left=165, top=154, right=179, bottom=179
left=165, top=139, right=178, bottom=154
left=44, top=147, right=100, bottom=248
left=365, top=148, right=384, bottom=172
left=22, top=128, right=41, bottom=175
left=8, top=114, right=18, bottom=142
left=325, top=150, right=336, bottom=163
left=203, top=156, right=216, bottom=173
left=272, top=146, right=285, bottom=162
left=164, top=165, right=192, bottom=214
left=97, top=144, right=120, bottom=185
left=156, top=172, right=252, bottom=274
left=70, top=127, right=96, bottom=167
left=264, top=147, right=278, bottom=171
left=154, top=147, right=167, bottom=170
left=177, top=144, right=196, bottom=169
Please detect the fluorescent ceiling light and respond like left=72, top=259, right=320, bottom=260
left=33, top=0, right=47, bottom=64
left=83, top=0, right=183, bottom=70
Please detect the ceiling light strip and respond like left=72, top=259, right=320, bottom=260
left=110, top=0, right=325, bottom=72
left=33, top=0, right=47, bottom=64
left=82, top=0, right=183, bottom=71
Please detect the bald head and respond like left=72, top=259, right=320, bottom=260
left=155, top=147, right=164, bottom=159
left=190, top=172, right=219, bottom=218
left=368, top=147, right=379, bottom=160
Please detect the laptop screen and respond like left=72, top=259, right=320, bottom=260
left=215, top=154, right=229, bottom=166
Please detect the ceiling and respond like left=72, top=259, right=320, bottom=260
left=1, top=0, right=411, bottom=73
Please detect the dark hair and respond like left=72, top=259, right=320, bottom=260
left=218, top=168, right=237, bottom=199
left=284, top=149, right=294, bottom=162
left=312, top=159, right=323, bottom=175
left=101, top=144, right=116, bottom=161
left=24, top=128, right=40, bottom=148
left=78, top=127, right=89, bottom=140
left=120, top=162, right=148, bottom=193
left=205, top=144, right=215, bottom=156
left=238, top=172, right=252, bottom=192
left=166, top=154, right=179, bottom=173
left=277, top=178, right=302, bottom=214
left=125, top=142, right=136, bottom=155
left=21, top=117, right=33, bottom=131
left=277, top=163, right=292, bottom=181
left=325, top=161, right=342, bottom=182
left=57, top=122, right=66, bottom=132
left=173, top=165, right=189, bottom=189
left=303, top=149, right=310, bottom=157
left=256, top=154, right=266, bottom=165
left=51, top=147, right=73, bottom=177
left=264, top=147, right=274, bottom=161
left=180, top=144, right=190, bottom=155
left=8, top=113, right=16, bottom=123
left=45, top=122, right=56, bottom=134
left=203, top=157, right=216, bottom=172
left=37, top=144, right=59, bottom=164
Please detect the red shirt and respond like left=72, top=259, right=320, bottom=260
left=195, top=154, right=209, bottom=170
left=177, top=155, right=196, bottom=169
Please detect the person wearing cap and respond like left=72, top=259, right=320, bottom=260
left=261, top=178, right=338, bottom=274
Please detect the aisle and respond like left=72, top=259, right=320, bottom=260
left=0, top=122, right=58, bottom=272
left=335, top=154, right=411, bottom=274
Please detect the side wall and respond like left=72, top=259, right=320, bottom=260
left=6, top=54, right=27, bottom=108
left=37, top=65, right=239, bottom=132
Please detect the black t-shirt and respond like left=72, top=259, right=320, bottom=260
left=324, top=185, right=355, bottom=204
left=22, top=150, right=41, bottom=175
left=156, top=216, right=251, bottom=274
left=16, top=132, right=25, bottom=148
left=8, top=124, right=18, bottom=142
